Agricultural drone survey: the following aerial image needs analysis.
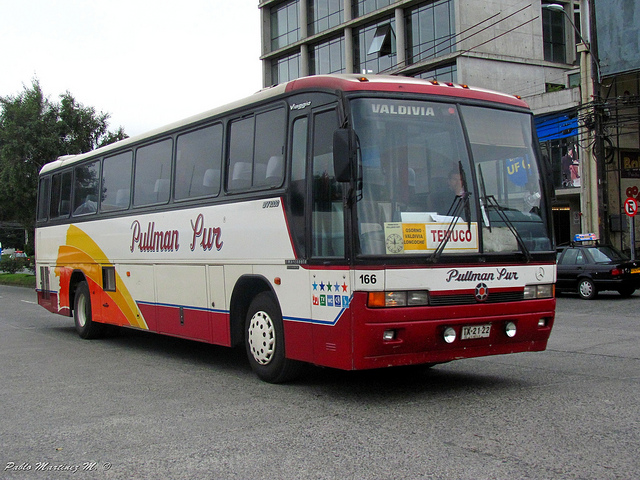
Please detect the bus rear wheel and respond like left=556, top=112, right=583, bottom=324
left=74, top=281, right=104, bottom=339
left=244, top=292, right=302, bottom=383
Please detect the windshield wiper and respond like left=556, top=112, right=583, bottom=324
left=477, top=164, right=491, bottom=228
left=477, top=164, right=532, bottom=262
left=431, top=162, right=471, bottom=263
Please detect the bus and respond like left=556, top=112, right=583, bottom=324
left=35, top=74, right=556, bottom=383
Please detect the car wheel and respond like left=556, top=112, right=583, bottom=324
left=577, top=278, right=597, bottom=300
left=617, top=286, right=636, bottom=298
left=74, top=281, right=104, bottom=339
left=244, top=291, right=303, bottom=383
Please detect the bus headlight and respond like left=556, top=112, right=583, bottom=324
left=524, top=284, right=554, bottom=299
left=367, top=291, right=429, bottom=307
left=505, top=321, right=517, bottom=338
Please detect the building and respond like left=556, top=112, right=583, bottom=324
left=592, top=0, right=640, bottom=256
left=258, top=0, right=638, bottom=252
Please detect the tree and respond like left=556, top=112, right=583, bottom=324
left=0, top=79, right=127, bottom=251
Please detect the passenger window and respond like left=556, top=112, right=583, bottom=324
left=227, top=106, right=286, bottom=192
left=254, top=108, right=285, bottom=187
left=73, top=160, right=100, bottom=216
left=228, top=117, right=254, bottom=192
left=175, top=124, right=223, bottom=200
left=37, top=177, right=51, bottom=221
left=50, top=170, right=72, bottom=218
left=561, top=248, right=579, bottom=265
left=134, top=139, right=173, bottom=206
left=101, top=151, right=132, bottom=211
left=311, top=109, right=343, bottom=257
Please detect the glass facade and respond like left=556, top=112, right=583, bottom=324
left=271, top=0, right=300, bottom=50
left=406, top=0, right=455, bottom=65
left=272, top=53, right=301, bottom=84
left=310, top=36, right=346, bottom=75
left=415, top=63, right=457, bottom=83
left=308, top=0, right=343, bottom=35
left=354, top=18, right=396, bottom=74
left=353, top=0, right=394, bottom=17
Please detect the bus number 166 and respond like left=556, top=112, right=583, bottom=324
left=359, top=274, right=377, bottom=284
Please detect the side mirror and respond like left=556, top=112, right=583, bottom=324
left=333, top=128, right=356, bottom=183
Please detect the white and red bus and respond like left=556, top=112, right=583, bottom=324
left=35, top=74, right=556, bottom=382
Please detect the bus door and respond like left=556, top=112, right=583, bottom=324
left=308, top=107, right=352, bottom=369
left=282, top=104, right=350, bottom=367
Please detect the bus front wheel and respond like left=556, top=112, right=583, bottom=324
left=74, top=281, right=104, bottom=339
left=244, top=292, right=302, bottom=383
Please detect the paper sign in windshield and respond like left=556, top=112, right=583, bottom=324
left=384, top=222, right=479, bottom=254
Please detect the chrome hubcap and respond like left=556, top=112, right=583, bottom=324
left=579, top=281, right=593, bottom=298
left=247, top=311, right=275, bottom=365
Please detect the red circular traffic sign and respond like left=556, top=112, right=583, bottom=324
left=624, top=197, right=638, bottom=217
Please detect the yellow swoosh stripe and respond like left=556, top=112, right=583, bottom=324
left=58, top=225, right=148, bottom=329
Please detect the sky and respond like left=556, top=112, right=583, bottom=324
left=0, top=0, right=262, bottom=137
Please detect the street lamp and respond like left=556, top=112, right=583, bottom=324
left=542, top=2, right=602, bottom=238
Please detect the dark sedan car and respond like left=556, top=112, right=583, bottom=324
left=556, top=244, right=640, bottom=299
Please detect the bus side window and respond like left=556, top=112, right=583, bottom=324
left=228, top=117, right=254, bottom=191
left=253, top=108, right=285, bottom=187
left=50, top=171, right=72, bottom=219
left=133, top=139, right=172, bottom=206
left=73, top=160, right=100, bottom=216
left=37, top=176, right=51, bottom=222
left=311, top=109, right=343, bottom=258
left=175, top=123, right=223, bottom=199
left=101, top=151, right=132, bottom=212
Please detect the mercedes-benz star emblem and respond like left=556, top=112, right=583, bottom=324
left=475, top=283, right=489, bottom=302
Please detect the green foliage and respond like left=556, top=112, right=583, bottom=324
left=0, top=256, right=27, bottom=274
left=0, top=272, right=36, bottom=288
left=0, top=78, right=127, bottom=242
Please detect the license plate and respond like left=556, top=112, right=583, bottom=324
left=631, top=268, right=640, bottom=274
left=461, top=324, right=491, bottom=340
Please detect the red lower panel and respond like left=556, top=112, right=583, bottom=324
left=138, top=303, right=230, bottom=346
left=283, top=320, right=314, bottom=363
left=37, top=290, right=63, bottom=315
left=299, top=292, right=555, bottom=371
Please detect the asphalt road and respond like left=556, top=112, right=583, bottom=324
left=1, top=284, right=638, bottom=479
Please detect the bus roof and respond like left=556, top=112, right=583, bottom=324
left=40, top=74, right=530, bottom=175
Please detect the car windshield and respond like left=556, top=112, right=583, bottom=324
left=350, top=97, right=550, bottom=257
left=590, top=246, right=627, bottom=263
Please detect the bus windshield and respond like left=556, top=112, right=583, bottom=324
left=351, top=98, right=551, bottom=256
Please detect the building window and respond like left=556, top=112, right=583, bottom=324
left=308, top=0, right=343, bottom=35
left=406, top=0, right=455, bottom=65
left=310, top=36, right=345, bottom=75
left=354, top=18, right=396, bottom=74
left=353, top=0, right=393, bottom=18
left=414, top=63, right=457, bottom=83
left=272, top=52, right=301, bottom=84
left=271, top=0, right=299, bottom=51
left=542, top=6, right=566, bottom=63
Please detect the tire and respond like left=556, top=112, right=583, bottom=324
left=244, top=291, right=302, bottom=383
left=577, top=278, right=597, bottom=300
left=74, top=281, right=104, bottom=339
left=617, top=286, right=636, bottom=298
